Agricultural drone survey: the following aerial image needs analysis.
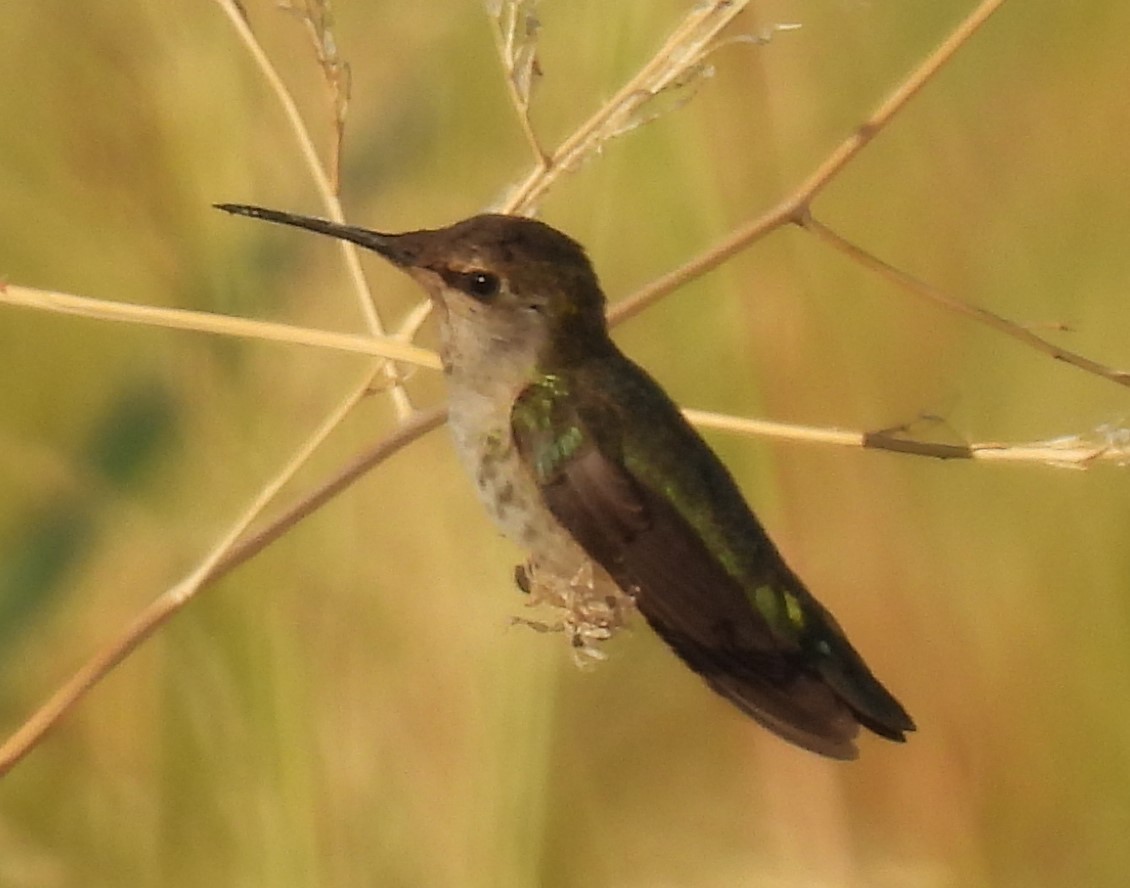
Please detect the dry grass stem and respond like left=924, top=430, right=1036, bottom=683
left=487, top=0, right=548, bottom=164
left=0, top=284, right=441, bottom=369
left=278, top=0, right=352, bottom=193
left=0, top=1, right=437, bottom=775
left=785, top=0, right=1007, bottom=206
left=0, top=373, right=414, bottom=776
left=608, top=204, right=787, bottom=325
left=609, top=0, right=1008, bottom=324
left=213, top=0, right=413, bottom=416
left=801, top=215, right=1130, bottom=389
left=686, top=410, right=1130, bottom=469
left=498, top=0, right=758, bottom=215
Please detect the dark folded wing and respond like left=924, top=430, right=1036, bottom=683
left=511, top=375, right=910, bottom=758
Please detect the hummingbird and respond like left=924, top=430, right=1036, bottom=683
left=216, top=203, right=915, bottom=759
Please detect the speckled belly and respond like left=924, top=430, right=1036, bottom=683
left=446, top=384, right=638, bottom=655
left=447, top=389, right=587, bottom=577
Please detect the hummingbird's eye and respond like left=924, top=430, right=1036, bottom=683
left=463, top=270, right=501, bottom=301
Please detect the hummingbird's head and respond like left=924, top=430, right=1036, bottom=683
left=215, top=205, right=610, bottom=370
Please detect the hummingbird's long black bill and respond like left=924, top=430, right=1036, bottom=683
left=214, top=203, right=415, bottom=267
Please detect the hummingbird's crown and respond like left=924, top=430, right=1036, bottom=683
left=418, top=214, right=606, bottom=321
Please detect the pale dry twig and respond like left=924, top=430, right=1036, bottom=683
left=497, top=0, right=774, bottom=216
left=486, top=0, right=547, bottom=164
left=609, top=0, right=1009, bottom=325
left=278, top=0, right=352, bottom=193
left=214, top=0, right=413, bottom=415
left=0, top=283, right=440, bottom=369
left=0, top=377, right=435, bottom=776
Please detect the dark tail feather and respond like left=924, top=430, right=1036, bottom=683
left=815, top=640, right=916, bottom=742
left=642, top=613, right=864, bottom=759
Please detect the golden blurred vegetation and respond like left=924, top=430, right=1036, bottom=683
left=3, top=1, right=1130, bottom=885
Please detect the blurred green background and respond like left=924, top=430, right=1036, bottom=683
left=3, top=1, right=1130, bottom=885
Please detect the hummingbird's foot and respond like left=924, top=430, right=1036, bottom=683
left=509, top=614, right=566, bottom=634
left=508, top=558, right=637, bottom=667
left=513, top=562, right=533, bottom=594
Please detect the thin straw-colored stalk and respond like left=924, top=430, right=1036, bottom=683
left=686, top=410, right=1130, bottom=469
left=213, top=0, right=414, bottom=416
left=499, top=0, right=752, bottom=215
left=801, top=214, right=1130, bottom=388
left=0, top=283, right=441, bottom=369
left=0, top=378, right=441, bottom=776
left=609, top=0, right=1008, bottom=325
